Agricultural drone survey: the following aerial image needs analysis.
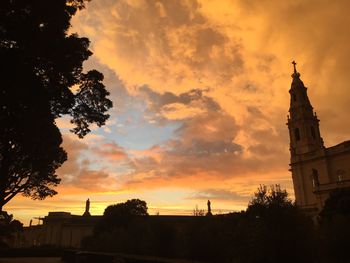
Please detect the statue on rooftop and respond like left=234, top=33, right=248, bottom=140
left=83, top=198, right=91, bottom=216
left=206, top=200, right=212, bottom=216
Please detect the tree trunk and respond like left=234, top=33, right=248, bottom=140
left=0, top=144, right=10, bottom=212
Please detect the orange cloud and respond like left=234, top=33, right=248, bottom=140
left=93, top=142, right=128, bottom=161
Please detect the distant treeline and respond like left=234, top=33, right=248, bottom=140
left=81, top=186, right=350, bottom=263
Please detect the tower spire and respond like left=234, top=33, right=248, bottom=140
left=287, top=61, right=324, bottom=156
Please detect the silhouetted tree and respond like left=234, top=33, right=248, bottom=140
left=246, top=184, right=293, bottom=219
left=193, top=205, right=205, bottom=216
left=95, top=199, right=148, bottom=233
left=242, top=185, right=315, bottom=263
left=0, top=0, right=112, bottom=210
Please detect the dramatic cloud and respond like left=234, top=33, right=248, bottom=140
left=140, top=87, right=220, bottom=121
left=119, top=88, right=289, bottom=196
left=57, top=134, right=88, bottom=177
left=72, top=0, right=244, bottom=93
left=93, top=142, right=128, bottom=161
left=56, top=133, right=130, bottom=191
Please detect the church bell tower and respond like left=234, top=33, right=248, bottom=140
left=287, top=61, right=350, bottom=213
left=287, top=61, right=324, bottom=158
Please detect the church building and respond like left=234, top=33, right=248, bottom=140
left=287, top=61, right=350, bottom=214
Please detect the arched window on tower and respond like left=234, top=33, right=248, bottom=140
left=336, top=170, right=345, bottom=183
left=311, top=169, right=319, bottom=187
left=292, top=93, right=297, bottom=102
left=295, top=128, right=300, bottom=141
left=311, top=126, right=316, bottom=139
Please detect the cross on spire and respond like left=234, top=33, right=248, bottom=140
left=292, top=60, right=297, bottom=73
left=291, top=60, right=300, bottom=78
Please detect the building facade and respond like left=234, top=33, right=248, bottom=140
left=287, top=62, right=350, bottom=214
left=18, top=199, right=100, bottom=248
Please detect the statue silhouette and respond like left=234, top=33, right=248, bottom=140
left=83, top=198, right=91, bottom=216
left=206, top=200, right=212, bottom=216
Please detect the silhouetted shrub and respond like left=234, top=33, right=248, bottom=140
left=318, top=188, right=350, bottom=262
left=0, top=211, right=23, bottom=248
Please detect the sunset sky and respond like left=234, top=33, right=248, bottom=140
left=6, top=0, right=350, bottom=225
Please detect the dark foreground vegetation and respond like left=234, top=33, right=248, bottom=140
left=78, top=186, right=350, bottom=263
left=0, top=248, right=202, bottom=263
left=1, top=186, right=350, bottom=263
left=0, top=211, right=23, bottom=248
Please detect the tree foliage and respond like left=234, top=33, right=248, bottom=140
left=95, top=199, right=148, bottom=232
left=0, top=0, right=112, bottom=210
left=246, top=184, right=294, bottom=217
left=242, top=185, right=314, bottom=263
left=193, top=205, right=205, bottom=216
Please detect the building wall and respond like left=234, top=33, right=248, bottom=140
left=17, top=225, right=45, bottom=247
left=20, top=213, right=97, bottom=248
left=291, top=141, right=350, bottom=212
left=60, top=224, right=94, bottom=248
left=19, top=215, right=204, bottom=249
left=291, top=150, right=328, bottom=207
